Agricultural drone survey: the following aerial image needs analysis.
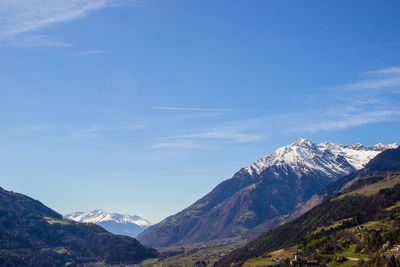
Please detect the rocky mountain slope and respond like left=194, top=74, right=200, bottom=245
left=138, top=138, right=397, bottom=247
left=65, top=210, right=151, bottom=237
left=244, top=146, right=400, bottom=238
left=0, top=187, right=158, bottom=266
left=217, top=147, right=400, bottom=266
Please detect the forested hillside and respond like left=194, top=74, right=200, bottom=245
left=0, top=187, right=158, bottom=266
left=217, top=171, right=400, bottom=266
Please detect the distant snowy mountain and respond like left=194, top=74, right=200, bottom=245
left=138, top=138, right=398, bottom=247
left=65, top=210, right=151, bottom=237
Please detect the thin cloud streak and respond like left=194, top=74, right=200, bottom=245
left=152, top=107, right=250, bottom=112
left=348, top=78, right=400, bottom=90
left=144, top=151, right=184, bottom=163
left=17, top=124, right=58, bottom=132
left=1, top=35, right=72, bottom=47
left=67, top=50, right=107, bottom=57
left=69, top=123, right=147, bottom=140
left=364, top=66, right=400, bottom=75
left=176, top=131, right=264, bottom=143
left=151, top=142, right=215, bottom=149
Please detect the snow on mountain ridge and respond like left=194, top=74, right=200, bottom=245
left=65, top=210, right=151, bottom=226
left=245, top=138, right=398, bottom=178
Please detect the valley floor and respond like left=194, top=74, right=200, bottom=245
left=135, top=241, right=247, bottom=267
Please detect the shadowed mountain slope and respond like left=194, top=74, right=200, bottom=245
left=0, top=187, right=158, bottom=266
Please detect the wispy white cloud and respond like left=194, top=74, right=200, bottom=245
left=364, top=66, right=400, bottom=75
left=144, top=151, right=184, bottom=163
left=181, top=168, right=210, bottom=173
left=0, top=0, right=140, bottom=36
left=1, top=35, right=72, bottom=47
left=0, top=0, right=140, bottom=47
left=275, top=66, right=400, bottom=132
left=200, top=107, right=400, bottom=139
left=17, top=124, right=58, bottom=132
left=18, top=123, right=147, bottom=145
left=347, top=78, right=400, bottom=90
left=340, top=66, right=400, bottom=90
left=176, top=130, right=264, bottom=143
left=67, top=49, right=107, bottom=57
left=15, top=65, right=400, bottom=154
left=69, top=124, right=146, bottom=141
left=151, top=65, right=400, bottom=150
left=69, top=130, right=100, bottom=141
left=152, top=106, right=248, bottom=112
left=16, top=114, right=215, bottom=148
left=151, top=142, right=213, bottom=149
left=151, top=127, right=264, bottom=150
left=289, top=109, right=400, bottom=133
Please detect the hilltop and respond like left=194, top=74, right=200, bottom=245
left=0, top=187, right=158, bottom=266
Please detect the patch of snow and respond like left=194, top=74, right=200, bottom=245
left=65, top=210, right=151, bottom=226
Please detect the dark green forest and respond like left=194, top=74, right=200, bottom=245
left=0, top=187, right=158, bottom=266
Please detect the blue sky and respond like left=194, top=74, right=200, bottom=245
left=1, top=0, right=400, bottom=223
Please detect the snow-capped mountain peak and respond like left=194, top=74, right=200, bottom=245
left=244, top=138, right=398, bottom=178
left=373, top=142, right=399, bottom=150
left=65, top=210, right=151, bottom=226
left=292, top=137, right=315, bottom=147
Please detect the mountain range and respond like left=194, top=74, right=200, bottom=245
left=137, top=138, right=398, bottom=247
left=2, top=137, right=399, bottom=266
left=65, top=210, right=151, bottom=237
left=244, top=145, right=400, bottom=238
left=217, top=147, right=400, bottom=266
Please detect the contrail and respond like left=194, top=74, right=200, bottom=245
left=152, top=106, right=247, bottom=112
